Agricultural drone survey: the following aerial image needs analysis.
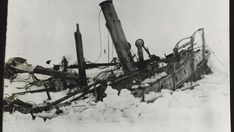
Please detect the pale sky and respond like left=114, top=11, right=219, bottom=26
left=6, top=0, right=229, bottom=67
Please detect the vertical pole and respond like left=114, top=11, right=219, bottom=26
left=201, top=28, right=205, bottom=61
left=44, top=84, right=51, bottom=100
left=61, top=56, right=68, bottom=90
left=61, top=56, right=68, bottom=72
left=172, top=49, right=176, bottom=90
left=74, top=24, right=88, bottom=87
left=107, top=32, right=110, bottom=63
left=0, top=0, right=8, bottom=130
left=190, top=36, right=196, bottom=81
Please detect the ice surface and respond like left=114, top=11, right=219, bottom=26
left=3, top=54, right=230, bottom=132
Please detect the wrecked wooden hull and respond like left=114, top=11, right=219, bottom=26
left=135, top=50, right=211, bottom=97
left=110, top=42, right=211, bottom=98
left=99, top=0, right=211, bottom=98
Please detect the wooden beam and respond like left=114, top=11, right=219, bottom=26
left=68, top=62, right=118, bottom=69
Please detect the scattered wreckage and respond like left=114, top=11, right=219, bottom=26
left=3, top=0, right=211, bottom=120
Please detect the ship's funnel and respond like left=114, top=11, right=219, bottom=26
left=99, top=0, right=137, bottom=73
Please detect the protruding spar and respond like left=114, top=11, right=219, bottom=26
left=99, top=0, right=137, bottom=74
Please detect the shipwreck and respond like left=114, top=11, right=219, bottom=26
left=3, top=0, right=211, bottom=120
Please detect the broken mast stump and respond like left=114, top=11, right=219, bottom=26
left=74, top=24, right=88, bottom=87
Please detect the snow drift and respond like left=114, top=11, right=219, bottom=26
left=3, top=53, right=230, bottom=132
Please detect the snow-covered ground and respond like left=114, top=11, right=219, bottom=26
left=3, top=55, right=230, bottom=132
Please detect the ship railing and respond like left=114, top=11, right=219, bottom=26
left=174, top=28, right=206, bottom=52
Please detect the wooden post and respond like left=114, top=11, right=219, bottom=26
left=201, top=28, right=205, bottom=61
left=99, top=0, right=137, bottom=74
left=61, top=56, right=68, bottom=90
left=190, top=36, right=196, bottom=81
left=74, top=24, right=88, bottom=87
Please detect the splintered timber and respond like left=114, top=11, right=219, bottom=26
left=3, top=0, right=211, bottom=120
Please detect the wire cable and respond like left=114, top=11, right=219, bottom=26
left=212, top=52, right=229, bottom=71
left=92, top=9, right=103, bottom=63
left=206, top=44, right=229, bottom=71
left=112, top=39, right=114, bottom=59
left=197, top=31, right=229, bottom=72
left=107, top=30, right=110, bottom=63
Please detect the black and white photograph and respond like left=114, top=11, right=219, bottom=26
left=1, top=0, right=230, bottom=132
